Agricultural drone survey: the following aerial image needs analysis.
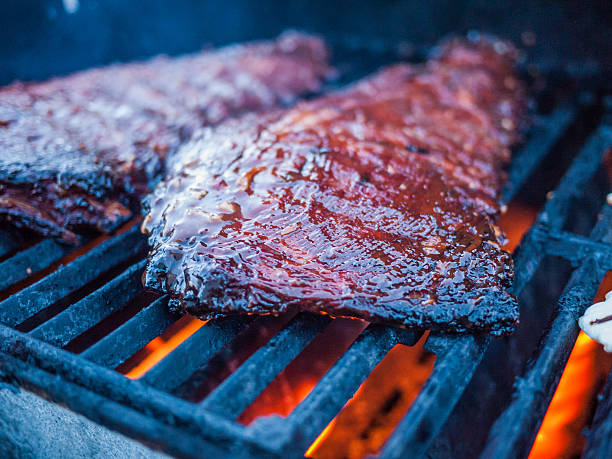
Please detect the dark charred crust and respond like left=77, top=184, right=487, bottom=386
left=143, top=36, right=527, bottom=335
left=0, top=173, right=135, bottom=243
left=185, top=293, right=519, bottom=336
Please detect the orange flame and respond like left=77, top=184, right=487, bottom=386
left=122, top=315, right=207, bottom=379
left=305, top=336, right=435, bottom=459
left=498, top=201, right=538, bottom=252
left=238, top=318, right=368, bottom=424
left=529, top=332, right=600, bottom=458
left=530, top=271, right=612, bottom=458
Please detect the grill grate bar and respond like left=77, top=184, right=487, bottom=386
left=199, top=313, right=331, bottom=419
left=0, top=325, right=260, bottom=459
left=0, top=351, right=223, bottom=459
left=139, top=316, right=253, bottom=392
left=538, top=126, right=612, bottom=229
left=480, top=264, right=609, bottom=457
left=0, top=224, right=145, bottom=327
left=510, top=125, right=612, bottom=296
left=510, top=226, right=549, bottom=297
left=501, top=107, right=576, bottom=204
left=544, top=229, right=612, bottom=262
left=0, top=239, right=70, bottom=292
left=583, top=365, right=612, bottom=458
left=29, top=260, right=145, bottom=347
left=282, top=325, right=419, bottom=455
left=480, top=206, right=612, bottom=456
left=82, top=295, right=175, bottom=368
left=380, top=335, right=487, bottom=459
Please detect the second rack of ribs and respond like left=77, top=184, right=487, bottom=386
left=0, top=32, right=331, bottom=243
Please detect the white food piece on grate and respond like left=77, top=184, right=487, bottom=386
left=579, top=291, right=612, bottom=352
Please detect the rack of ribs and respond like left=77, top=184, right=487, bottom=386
left=143, top=35, right=527, bottom=335
left=0, top=32, right=332, bottom=243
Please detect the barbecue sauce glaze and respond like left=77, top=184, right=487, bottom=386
left=144, top=35, right=527, bottom=335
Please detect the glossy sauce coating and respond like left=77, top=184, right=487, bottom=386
left=0, top=32, right=331, bottom=243
left=144, top=36, right=528, bottom=335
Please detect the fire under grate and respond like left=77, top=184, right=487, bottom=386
left=0, top=39, right=611, bottom=458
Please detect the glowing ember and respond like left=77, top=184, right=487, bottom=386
left=306, top=336, right=435, bottom=459
left=239, top=318, right=368, bottom=424
left=121, top=315, right=207, bottom=379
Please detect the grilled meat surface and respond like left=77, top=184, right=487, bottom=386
left=144, top=36, right=527, bottom=335
left=0, top=32, right=331, bottom=243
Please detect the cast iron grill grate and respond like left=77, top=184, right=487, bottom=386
left=0, top=40, right=611, bottom=458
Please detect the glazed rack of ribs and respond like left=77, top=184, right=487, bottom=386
left=0, top=31, right=331, bottom=244
left=0, top=35, right=611, bottom=459
left=143, top=36, right=526, bottom=336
